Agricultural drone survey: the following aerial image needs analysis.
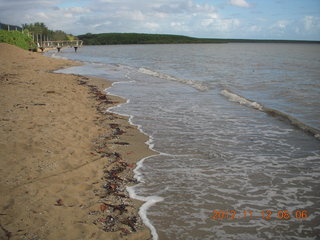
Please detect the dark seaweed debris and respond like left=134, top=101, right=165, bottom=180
left=84, top=77, right=142, bottom=236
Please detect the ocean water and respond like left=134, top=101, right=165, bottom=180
left=51, top=43, right=320, bottom=240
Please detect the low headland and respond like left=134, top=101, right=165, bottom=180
left=0, top=43, right=156, bottom=240
left=78, top=32, right=320, bottom=45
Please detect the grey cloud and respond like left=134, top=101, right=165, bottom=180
left=0, top=0, right=59, bottom=11
left=0, top=0, right=60, bottom=24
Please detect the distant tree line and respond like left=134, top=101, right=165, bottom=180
left=77, top=33, right=228, bottom=45
left=78, top=33, right=320, bottom=45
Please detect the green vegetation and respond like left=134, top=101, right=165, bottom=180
left=0, top=30, right=35, bottom=50
left=78, top=33, right=320, bottom=45
left=77, top=33, right=227, bottom=45
left=22, top=22, right=77, bottom=41
left=0, top=22, right=77, bottom=50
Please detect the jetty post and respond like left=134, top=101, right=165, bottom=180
left=34, top=40, right=83, bottom=52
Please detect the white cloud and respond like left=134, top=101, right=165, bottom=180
left=171, top=22, right=183, bottom=27
left=65, top=6, right=91, bottom=14
left=0, top=0, right=319, bottom=40
left=143, top=22, right=160, bottom=31
left=228, top=0, right=251, bottom=8
left=153, top=12, right=167, bottom=19
left=0, top=0, right=243, bottom=38
left=275, top=20, right=289, bottom=29
left=217, top=18, right=240, bottom=31
left=303, top=16, right=320, bottom=32
left=201, top=18, right=214, bottom=27
left=116, top=10, right=146, bottom=21
left=249, top=25, right=261, bottom=32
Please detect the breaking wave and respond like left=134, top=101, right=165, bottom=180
left=221, top=89, right=263, bottom=110
left=221, top=89, right=320, bottom=139
left=138, top=67, right=209, bottom=91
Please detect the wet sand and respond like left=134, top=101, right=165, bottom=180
left=0, top=43, right=155, bottom=240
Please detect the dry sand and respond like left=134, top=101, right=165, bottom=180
left=0, top=43, right=156, bottom=240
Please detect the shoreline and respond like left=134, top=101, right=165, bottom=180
left=0, top=43, right=156, bottom=239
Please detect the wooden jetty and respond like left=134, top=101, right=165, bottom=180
left=36, top=40, right=83, bottom=52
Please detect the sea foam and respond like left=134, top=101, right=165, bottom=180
left=104, top=84, right=164, bottom=240
left=139, top=67, right=209, bottom=91
left=220, top=89, right=320, bottom=140
left=221, top=89, right=263, bottom=111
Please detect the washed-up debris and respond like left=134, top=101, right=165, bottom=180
left=77, top=77, right=88, bottom=85
left=103, top=183, right=118, bottom=193
left=102, top=215, right=116, bottom=231
left=54, top=199, right=64, bottom=206
left=89, top=211, right=100, bottom=215
left=127, top=163, right=135, bottom=168
left=78, top=80, right=87, bottom=85
left=98, top=217, right=108, bottom=223
left=121, top=216, right=138, bottom=232
left=114, top=152, right=122, bottom=160
left=84, top=81, right=143, bottom=236
left=119, top=227, right=131, bottom=235
left=104, top=165, right=126, bottom=179
left=0, top=223, right=12, bottom=240
left=105, top=174, right=123, bottom=182
left=111, top=142, right=129, bottom=145
left=113, top=127, right=125, bottom=136
left=104, top=203, right=128, bottom=215
left=96, top=149, right=105, bottom=154
left=100, top=204, right=107, bottom=212
left=114, top=193, right=129, bottom=198
left=0, top=73, right=19, bottom=82
left=98, top=94, right=108, bottom=100
left=109, top=123, right=119, bottom=129
left=87, top=89, right=116, bottom=104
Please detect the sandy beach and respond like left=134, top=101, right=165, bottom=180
left=0, top=43, right=155, bottom=240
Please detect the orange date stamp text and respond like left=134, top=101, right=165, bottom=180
left=211, top=210, right=309, bottom=220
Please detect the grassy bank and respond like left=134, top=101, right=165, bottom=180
left=0, top=30, right=34, bottom=50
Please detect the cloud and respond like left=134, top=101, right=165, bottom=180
left=274, top=20, right=289, bottom=29
left=72, top=0, right=226, bottom=35
left=228, top=0, right=251, bottom=8
left=249, top=25, right=261, bottom=32
left=65, top=6, right=91, bottom=14
left=303, top=16, right=320, bottom=32
left=0, top=0, right=319, bottom=40
left=0, top=0, right=59, bottom=14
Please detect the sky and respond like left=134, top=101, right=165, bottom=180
left=0, top=0, right=320, bottom=40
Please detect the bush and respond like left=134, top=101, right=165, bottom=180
left=0, top=30, right=35, bottom=50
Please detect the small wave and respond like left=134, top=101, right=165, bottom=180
left=138, top=67, right=209, bottom=91
left=104, top=84, right=164, bottom=239
left=49, top=53, right=68, bottom=60
left=127, top=186, right=163, bottom=240
left=262, top=107, right=320, bottom=140
left=221, top=89, right=263, bottom=110
left=221, top=89, right=320, bottom=139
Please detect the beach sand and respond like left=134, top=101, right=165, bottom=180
left=0, top=43, right=155, bottom=240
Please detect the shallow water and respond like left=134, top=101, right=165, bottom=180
left=53, top=43, right=320, bottom=239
